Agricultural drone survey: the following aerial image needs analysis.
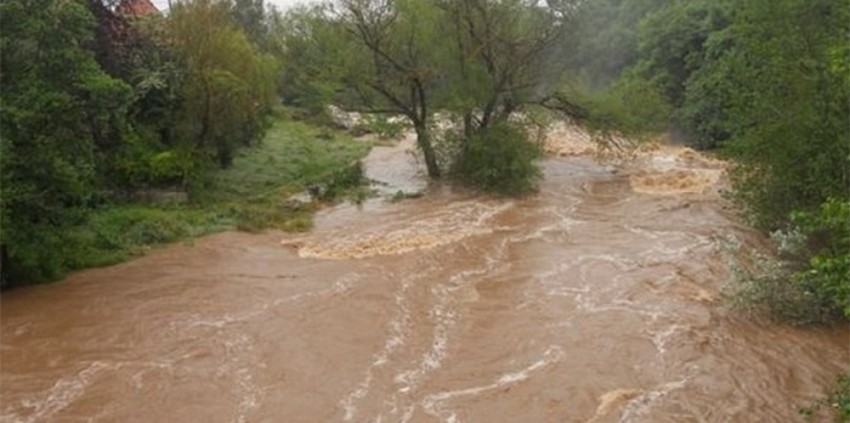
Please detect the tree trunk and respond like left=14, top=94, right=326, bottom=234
left=414, top=123, right=440, bottom=178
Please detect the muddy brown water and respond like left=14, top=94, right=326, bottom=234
left=2, top=129, right=848, bottom=422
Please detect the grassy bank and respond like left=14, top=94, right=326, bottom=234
left=40, top=119, right=371, bottom=280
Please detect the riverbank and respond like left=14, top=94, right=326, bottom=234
left=21, top=118, right=372, bottom=285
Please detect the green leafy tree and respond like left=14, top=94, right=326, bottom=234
left=620, top=0, right=735, bottom=148
left=1, top=0, right=132, bottom=282
left=168, top=0, right=280, bottom=168
left=438, top=0, right=573, bottom=137
left=719, top=0, right=850, bottom=230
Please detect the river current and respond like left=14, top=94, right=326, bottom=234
left=2, top=123, right=847, bottom=422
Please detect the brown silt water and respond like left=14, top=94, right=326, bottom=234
left=2, top=125, right=848, bottom=422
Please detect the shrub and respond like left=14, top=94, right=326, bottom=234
left=790, top=199, right=850, bottom=319
left=728, top=198, right=850, bottom=325
left=451, top=122, right=542, bottom=196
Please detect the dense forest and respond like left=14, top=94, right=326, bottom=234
left=2, top=0, right=848, bottom=323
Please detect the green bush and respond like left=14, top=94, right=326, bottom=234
left=2, top=223, right=73, bottom=284
left=836, top=374, right=850, bottom=421
left=729, top=199, right=850, bottom=325
left=451, top=122, right=542, bottom=196
left=790, top=199, right=850, bottom=319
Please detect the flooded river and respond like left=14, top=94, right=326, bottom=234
left=1, top=125, right=847, bottom=422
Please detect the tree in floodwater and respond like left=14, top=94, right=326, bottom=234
left=281, top=0, right=579, bottom=185
left=437, top=0, right=574, bottom=135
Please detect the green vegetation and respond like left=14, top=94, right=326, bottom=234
left=564, top=3, right=848, bottom=415
left=168, top=0, right=280, bottom=168
left=0, top=0, right=290, bottom=286
left=451, top=122, right=542, bottom=196
left=2, top=119, right=369, bottom=284
left=731, top=199, right=850, bottom=326
left=0, top=0, right=846, bottom=415
left=2, top=0, right=846, bottom=324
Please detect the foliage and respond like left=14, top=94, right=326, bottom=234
left=365, top=115, right=406, bottom=140
left=281, top=0, right=447, bottom=176
left=451, top=122, right=542, bottom=196
left=0, top=0, right=132, bottom=283
left=576, top=0, right=849, bottom=327
left=228, top=0, right=281, bottom=53
left=197, top=120, right=368, bottom=200
left=789, top=199, right=850, bottom=320
left=168, top=0, right=280, bottom=168
left=601, top=0, right=733, bottom=148
left=2, top=119, right=369, bottom=285
left=560, top=0, right=669, bottom=88
left=728, top=199, right=850, bottom=325
left=555, top=72, right=671, bottom=137
left=1, top=0, right=290, bottom=286
left=720, top=0, right=850, bottom=231
left=635, top=0, right=732, bottom=109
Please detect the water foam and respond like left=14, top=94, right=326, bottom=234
left=298, top=202, right=514, bottom=260
left=3, top=361, right=111, bottom=423
left=628, top=146, right=726, bottom=195
left=420, top=346, right=565, bottom=422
